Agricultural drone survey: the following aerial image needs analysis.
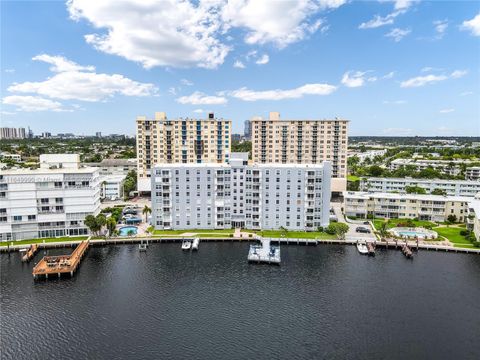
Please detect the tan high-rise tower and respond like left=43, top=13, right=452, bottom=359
left=251, top=112, right=349, bottom=193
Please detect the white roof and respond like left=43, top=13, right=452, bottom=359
left=343, top=191, right=472, bottom=203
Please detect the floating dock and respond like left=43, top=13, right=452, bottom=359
left=401, top=244, right=413, bottom=259
left=32, top=240, right=89, bottom=279
left=192, top=237, right=200, bottom=251
left=367, top=242, right=375, bottom=256
left=22, top=244, right=38, bottom=262
left=248, top=238, right=280, bottom=264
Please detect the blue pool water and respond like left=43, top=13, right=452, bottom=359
left=398, top=231, right=422, bottom=237
left=118, top=226, right=138, bottom=236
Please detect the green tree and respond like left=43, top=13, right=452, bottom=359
left=123, top=170, right=137, bottom=198
left=378, top=221, right=389, bottom=239
left=142, top=205, right=152, bottom=223
left=447, top=214, right=457, bottom=224
left=431, top=188, right=447, bottom=196
left=106, top=217, right=117, bottom=237
left=405, top=185, right=427, bottom=194
left=368, top=165, right=384, bottom=177
left=84, top=215, right=98, bottom=235
left=327, top=223, right=349, bottom=240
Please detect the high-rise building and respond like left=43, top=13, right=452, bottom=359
left=0, top=127, right=26, bottom=140
left=250, top=112, right=349, bottom=193
left=96, top=132, right=102, bottom=138
left=136, top=112, right=231, bottom=192
left=244, top=119, right=252, bottom=140
left=0, top=154, right=101, bottom=241
left=151, top=153, right=331, bottom=231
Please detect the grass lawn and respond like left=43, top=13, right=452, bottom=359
left=347, top=175, right=360, bottom=182
left=433, top=226, right=471, bottom=245
left=373, top=218, right=437, bottom=230
left=257, top=230, right=336, bottom=239
left=152, top=229, right=236, bottom=235
left=0, top=236, right=89, bottom=247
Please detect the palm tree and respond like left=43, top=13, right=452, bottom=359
left=106, top=217, right=117, bottom=237
left=378, top=221, right=389, bottom=240
left=142, top=205, right=152, bottom=223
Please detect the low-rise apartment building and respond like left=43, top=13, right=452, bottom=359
left=83, top=158, right=137, bottom=175
left=360, top=177, right=480, bottom=197
left=467, top=197, right=480, bottom=241
left=343, top=191, right=470, bottom=223
left=0, top=154, right=101, bottom=241
left=389, top=158, right=475, bottom=176
left=349, top=149, right=387, bottom=162
left=151, top=153, right=331, bottom=231
left=136, top=111, right=231, bottom=192
left=250, top=112, right=348, bottom=193
left=100, top=174, right=126, bottom=200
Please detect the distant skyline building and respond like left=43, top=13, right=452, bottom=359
left=151, top=153, right=331, bottom=231
left=244, top=119, right=252, bottom=140
left=136, top=111, right=231, bottom=192
left=0, top=127, right=26, bottom=140
left=96, top=132, right=102, bottom=138
left=250, top=112, right=349, bottom=193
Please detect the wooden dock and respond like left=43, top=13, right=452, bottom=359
left=32, top=241, right=89, bottom=279
left=22, top=244, right=38, bottom=262
left=248, top=238, right=281, bottom=264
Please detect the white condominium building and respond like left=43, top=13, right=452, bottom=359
left=343, top=191, right=470, bottom=223
left=389, top=158, right=475, bottom=176
left=250, top=112, right=348, bottom=193
left=0, top=154, right=101, bottom=241
left=151, top=153, right=331, bottom=231
left=466, top=167, right=480, bottom=181
left=83, top=158, right=137, bottom=175
left=360, top=177, right=480, bottom=197
left=467, top=196, right=480, bottom=241
left=136, top=112, right=231, bottom=192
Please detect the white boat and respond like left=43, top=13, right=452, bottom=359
left=191, top=238, right=200, bottom=251
left=181, top=240, right=191, bottom=250
left=357, top=242, right=369, bottom=255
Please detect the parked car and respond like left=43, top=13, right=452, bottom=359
left=363, top=221, right=370, bottom=225
left=356, top=226, right=371, bottom=234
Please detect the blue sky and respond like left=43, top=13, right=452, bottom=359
left=1, top=0, right=479, bottom=136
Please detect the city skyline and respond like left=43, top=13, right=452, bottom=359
left=1, top=0, right=479, bottom=136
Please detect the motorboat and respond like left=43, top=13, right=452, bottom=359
left=191, top=238, right=200, bottom=251
left=181, top=240, right=191, bottom=250
left=356, top=242, right=369, bottom=255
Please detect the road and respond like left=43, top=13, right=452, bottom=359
left=330, top=202, right=377, bottom=242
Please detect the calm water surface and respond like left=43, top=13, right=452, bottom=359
left=1, top=243, right=480, bottom=360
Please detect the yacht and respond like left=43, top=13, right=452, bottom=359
left=356, top=242, right=369, bottom=255
left=181, top=240, right=191, bottom=250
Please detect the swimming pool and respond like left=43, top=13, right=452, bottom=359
left=389, top=227, right=437, bottom=240
left=118, top=226, right=138, bottom=236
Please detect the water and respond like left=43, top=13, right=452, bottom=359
left=1, top=243, right=480, bottom=360
left=118, top=226, right=138, bottom=236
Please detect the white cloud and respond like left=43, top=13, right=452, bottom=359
left=459, top=91, right=473, bottom=96
left=168, top=87, right=177, bottom=96
left=176, top=91, right=227, bottom=105
left=32, top=54, right=95, bottom=72
left=420, top=66, right=442, bottom=73
left=461, top=12, right=480, bottom=36
left=230, top=83, right=337, bottom=101
left=67, top=0, right=230, bottom=69
left=193, top=109, right=204, bottom=113
left=7, top=54, right=157, bottom=102
left=401, top=69, right=468, bottom=88
left=233, top=60, right=246, bottom=69
left=433, top=20, right=448, bottom=38
left=255, top=54, right=270, bottom=65
left=180, top=79, right=194, bottom=86
left=67, top=0, right=345, bottom=69
left=4, top=69, right=15, bottom=73
left=383, top=71, right=395, bottom=79
left=383, top=127, right=413, bottom=135
left=1, top=111, right=16, bottom=115
left=393, top=0, right=414, bottom=10
left=341, top=71, right=371, bottom=88
left=2, top=95, right=68, bottom=112
left=385, top=27, right=411, bottom=42
left=400, top=74, right=448, bottom=88
left=439, top=108, right=454, bottom=113
left=359, top=12, right=400, bottom=29
left=383, top=100, right=406, bottom=104
left=221, top=0, right=342, bottom=48
left=450, top=69, right=467, bottom=79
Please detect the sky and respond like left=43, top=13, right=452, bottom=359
left=1, top=0, right=479, bottom=136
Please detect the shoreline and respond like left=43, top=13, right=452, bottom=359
left=1, top=236, right=479, bottom=255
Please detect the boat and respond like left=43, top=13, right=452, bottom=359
left=356, top=242, right=369, bottom=255
left=139, top=243, right=147, bottom=251
left=191, top=238, right=200, bottom=251
left=181, top=240, right=191, bottom=250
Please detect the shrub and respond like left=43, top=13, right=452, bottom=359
left=473, top=241, right=480, bottom=248
left=459, top=229, right=469, bottom=236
